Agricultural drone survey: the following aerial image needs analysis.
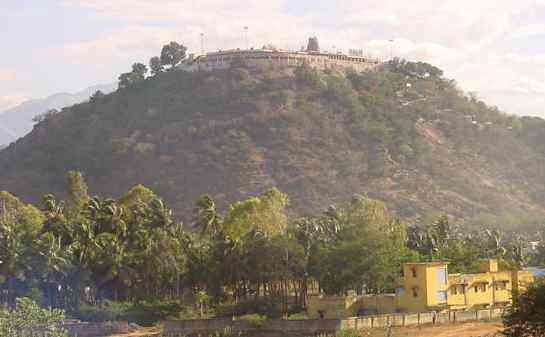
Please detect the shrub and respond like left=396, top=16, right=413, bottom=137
left=218, top=297, right=283, bottom=319
left=503, top=278, right=545, bottom=337
left=72, top=301, right=132, bottom=322
left=287, top=312, right=309, bottom=320
left=71, top=300, right=184, bottom=326
left=239, top=313, right=267, bottom=328
left=0, top=298, right=68, bottom=337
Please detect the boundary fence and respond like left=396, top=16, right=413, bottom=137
left=164, top=308, right=506, bottom=336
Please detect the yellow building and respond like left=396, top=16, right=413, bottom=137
left=307, top=259, right=535, bottom=318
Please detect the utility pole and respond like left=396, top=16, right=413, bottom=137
left=200, top=33, right=205, bottom=55
left=389, top=39, right=394, bottom=60
left=243, top=26, right=249, bottom=49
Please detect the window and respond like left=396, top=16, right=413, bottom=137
left=437, top=268, right=448, bottom=285
left=437, top=290, right=447, bottom=302
left=479, top=284, right=487, bottom=292
left=396, top=287, right=405, bottom=296
left=496, top=282, right=507, bottom=291
left=451, top=285, right=464, bottom=295
left=412, top=288, right=418, bottom=298
left=411, top=268, right=417, bottom=277
left=474, top=286, right=478, bottom=293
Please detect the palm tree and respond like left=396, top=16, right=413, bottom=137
left=0, top=211, right=26, bottom=308
left=0, top=199, right=42, bottom=308
left=38, top=233, right=71, bottom=308
left=86, top=197, right=126, bottom=236
left=148, top=198, right=173, bottom=229
left=192, top=195, right=222, bottom=236
left=93, top=232, right=130, bottom=301
left=485, top=229, right=507, bottom=258
left=41, top=194, right=72, bottom=245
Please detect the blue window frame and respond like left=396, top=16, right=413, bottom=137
left=437, top=268, right=448, bottom=285
left=437, top=290, right=447, bottom=302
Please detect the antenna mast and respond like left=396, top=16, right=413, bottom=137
left=244, top=26, right=249, bottom=49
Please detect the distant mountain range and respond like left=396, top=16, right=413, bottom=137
left=0, top=84, right=116, bottom=145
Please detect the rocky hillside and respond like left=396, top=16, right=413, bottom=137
left=1, top=60, right=545, bottom=222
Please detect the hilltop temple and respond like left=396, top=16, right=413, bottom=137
left=179, top=37, right=381, bottom=73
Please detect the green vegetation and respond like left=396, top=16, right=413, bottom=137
left=73, top=300, right=184, bottom=326
left=0, top=169, right=542, bottom=325
left=0, top=298, right=68, bottom=337
left=2, top=41, right=545, bottom=327
left=4, top=42, right=545, bottom=224
left=504, top=278, right=545, bottom=337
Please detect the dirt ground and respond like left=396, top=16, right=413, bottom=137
left=109, top=327, right=161, bottom=337
left=381, top=321, right=504, bottom=337
left=109, top=321, right=504, bottom=337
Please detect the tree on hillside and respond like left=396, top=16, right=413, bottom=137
left=504, top=278, right=545, bottom=337
left=160, top=41, right=187, bottom=69
left=149, top=56, right=164, bottom=76
left=118, top=62, right=148, bottom=89
left=132, top=63, right=148, bottom=79
left=89, top=90, right=105, bottom=104
left=32, top=109, right=59, bottom=123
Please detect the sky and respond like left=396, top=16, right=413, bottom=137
left=2, top=0, right=545, bottom=117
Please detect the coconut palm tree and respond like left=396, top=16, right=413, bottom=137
left=193, top=195, right=222, bottom=236
left=485, top=229, right=507, bottom=258
left=38, top=233, right=72, bottom=308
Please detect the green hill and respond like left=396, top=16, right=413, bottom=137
left=2, top=60, right=545, bottom=223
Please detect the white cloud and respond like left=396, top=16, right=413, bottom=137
left=37, top=0, right=545, bottom=117
left=45, top=26, right=184, bottom=65
left=509, top=23, right=545, bottom=39
left=0, top=95, right=27, bottom=112
left=346, top=9, right=400, bottom=27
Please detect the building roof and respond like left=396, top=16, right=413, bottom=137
left=404, top=261, right=448, bottom=267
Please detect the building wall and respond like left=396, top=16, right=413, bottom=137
left=179, top=50, right=380, bottom=74
left=307, top=294, right=359, bottom=319
left=164, top=308, right=508, bottom=336
left=357, top=294, right=397, bottom=315
left=398, top=262, right=448, bottom=313
left=425, top=264, right=449, bottom=309
left=308, top=260, right=534, bottom=319
left=448, top=270, right=516, bottom=310
left=513, top=270, right=535, bottom=292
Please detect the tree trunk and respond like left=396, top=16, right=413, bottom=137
left=8, top=276, right=15, bottom=309
left=47, top=278, right=53, bottom=309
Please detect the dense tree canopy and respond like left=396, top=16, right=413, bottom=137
left=0, top=169, right=541, bottom=320
left=504, top=279, right=545, bottom=337
left=160, top=41, right=187, bottom=69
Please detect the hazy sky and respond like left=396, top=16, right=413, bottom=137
left=2, top=0, right=545, bottom=117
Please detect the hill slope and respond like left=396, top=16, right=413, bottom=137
left=0, top=83, right=115, bottom=145
left=1, top=61, right=545, bottom=222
